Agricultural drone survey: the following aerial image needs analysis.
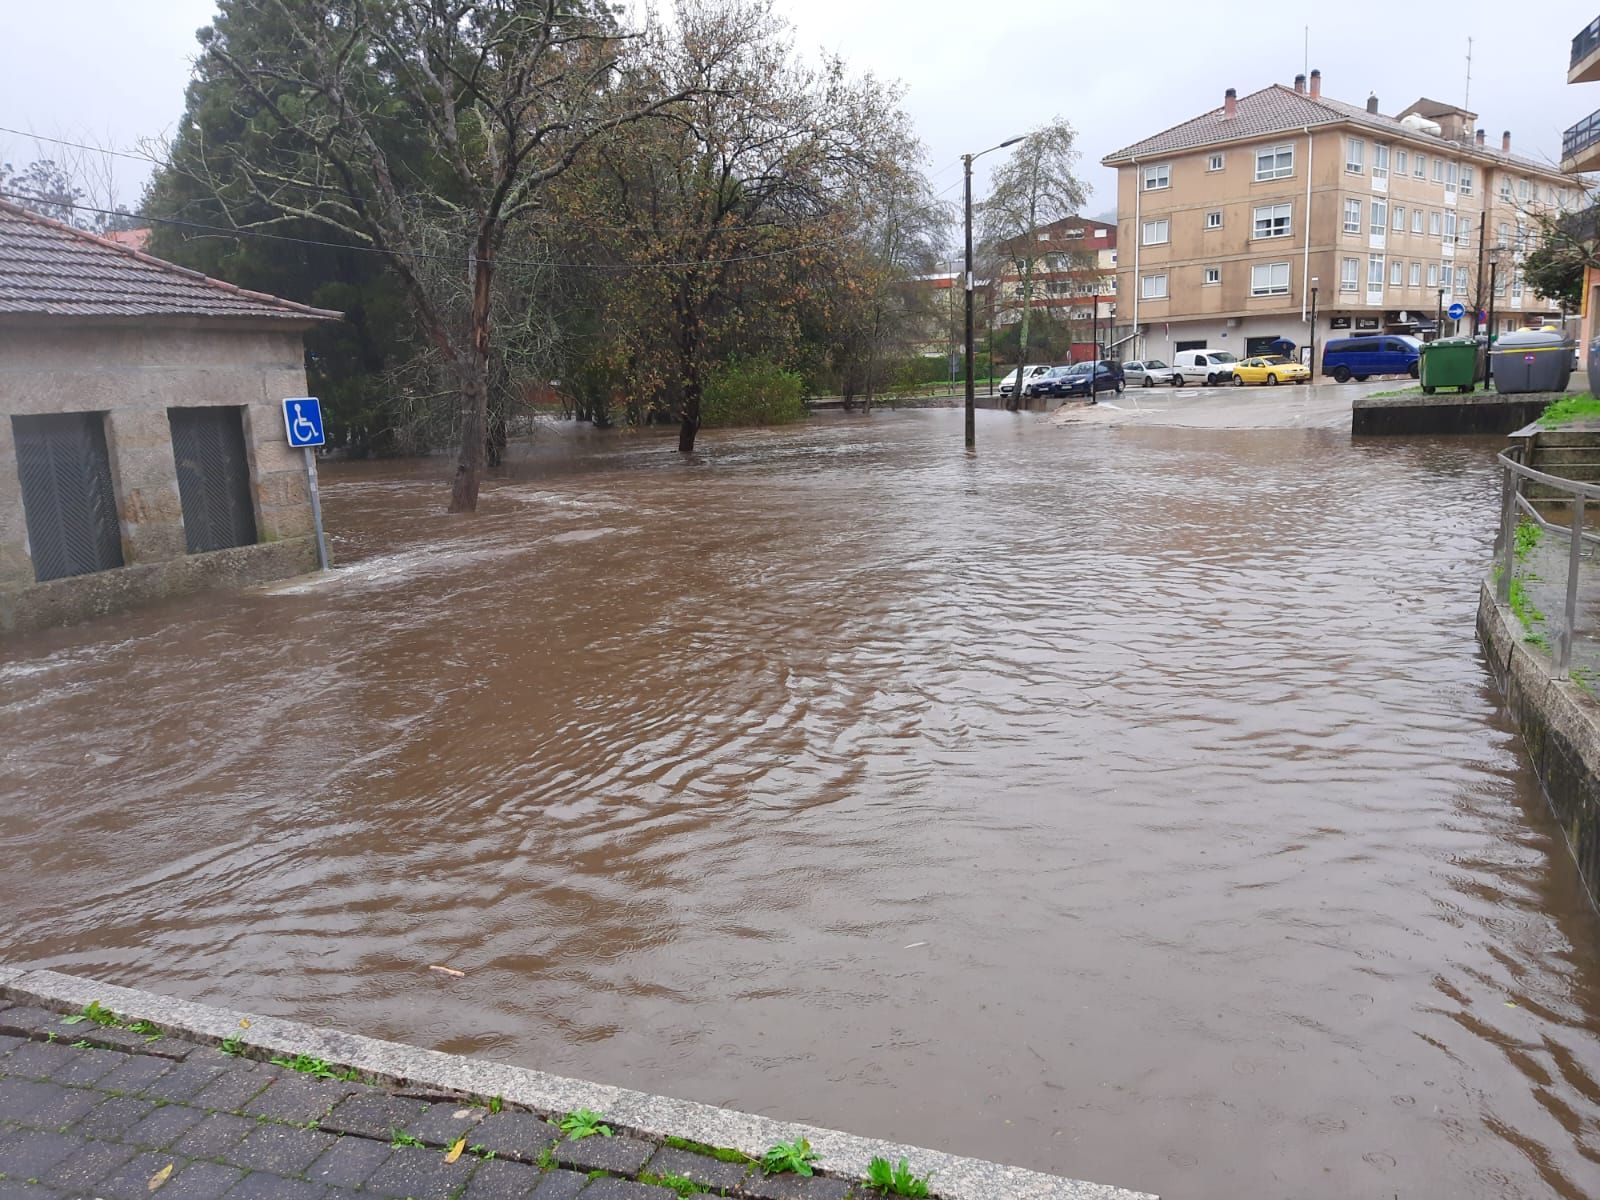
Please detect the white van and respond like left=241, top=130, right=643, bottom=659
left=998, top=365, right=1054, bottom=397
left=1171, top=350, right=1240, bottom=386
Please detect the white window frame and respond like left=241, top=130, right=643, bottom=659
left=1457, top=215, right=1471, bottom=248
left=1500, top=177, right=1512, bottom=201
left=1429, top=211, right=1442, bottom=237
left=1254, top=143, right=1294, bottom=181
left=1142, top=218, right=1170, bottom=246
left=1140, top=273, right=1168, bottom=299
left=1441, top=263, right=1454, bottom=289
left=1389, top=259, right=1403, bottom=286
left=1455, top=269, right=1469, bottom=297
left=1445, top=161, right=1459, bottom=194
left=1340, top=257, right=1360, bottom=292
left=1392, top=204, right=1406, bottom=232
left=1427, top=263, right=1438, bottom=287
left=1498, top=221, right=1510, bottom=247
left=1414, top=153, right=1427, bottom=179
left=1253, top=203, right=1292, bottom=240
left=1345, top=137, right=1365, bottom=174
left=1443, top=211, right=1457, bottom=242
left=1251, top=261, right=1292, bottom=296
left=1343, top=198, right=1362, bottom=234
left=1518, top=178, right=1529, bottom=201
left=1409, top=261, right=1422, bottom=287
left=1459, top=165, right=1474, bottom=196
left=1432, top=158, right=1444, bottom=183
left=1205, top=210, right=1223, bottom=230
left=1373, top=143, right=1390, bottom=180
left=1412, top=209, right=1424, bottom=234
left=1396, top=149, right=1409, bottom=175
left=1202, top=266, right=1220, bottom=286
left=1143, top=163, right=1171, bottom=191
left=1370, top=200, right=1388, bottom=237
left=1368, top=253, right=1385, bottom=289
left=1207, top=153, right=1225, bottom=172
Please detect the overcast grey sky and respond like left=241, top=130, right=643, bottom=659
left=0, top=0, right=1591, bottom=230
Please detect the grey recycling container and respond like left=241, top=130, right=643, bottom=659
left=1491, top=328, right=1574, bottom=394
left=1589, top=336, right=1600, bottom=398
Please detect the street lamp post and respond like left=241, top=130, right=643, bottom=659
left=1437, top=288, right=1446, bottom=338
left=1486, top=245, right=1505, bottom=385
left=963, top=135, right=1024, bottom=449
left=1309, top=278, right=1319, bottom=374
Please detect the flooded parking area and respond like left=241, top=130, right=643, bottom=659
left=2, top=408, right=1597, bottom=1199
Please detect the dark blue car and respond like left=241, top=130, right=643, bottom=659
left=1057, top=360, right=1125, bottom=399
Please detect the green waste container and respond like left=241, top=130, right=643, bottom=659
left=1419, top=336, right=1478, bottom=394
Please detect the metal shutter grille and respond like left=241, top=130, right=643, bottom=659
left=167, top=407, right=257, bottom=554
left=12, top=412, right=125, bottom=582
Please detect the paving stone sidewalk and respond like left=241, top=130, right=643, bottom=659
left=0, top=1000, right=849, bottom=1200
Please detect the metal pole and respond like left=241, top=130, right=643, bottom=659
left=963, top=153, right=976, bottom=450
left=1498, top=465, right=1517, bottom=604
left=1309, top=286, right=1319, bottom=373
left=1487, top=259, right=1499, bottom=385
left=304, top=446, right=330, bottom=571
left=1562, top=494, right=1585, bottom=676
left=1437, top=289, right=1445, bottom=338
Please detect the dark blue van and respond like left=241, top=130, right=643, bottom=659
left=1320, top=335, right=1422, bottom=382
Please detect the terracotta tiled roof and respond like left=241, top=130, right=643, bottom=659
left=1103, top=84, right=1564, bottom=175
left=0, top=200, right=340, bottom=323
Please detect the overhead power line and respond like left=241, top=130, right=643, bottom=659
left=0, top=125, right=163, bottom=166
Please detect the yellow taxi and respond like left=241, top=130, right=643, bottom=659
left=1229, top=355, right=1310, bottom=386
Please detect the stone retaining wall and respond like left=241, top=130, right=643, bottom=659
left=1476, top=581, right=1600, bottom=908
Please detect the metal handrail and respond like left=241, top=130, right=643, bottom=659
left=1495, top=448, right=1598, bottom=676
left=1575, top=17, right=1600, bottom=69
left=1563, top=108, right=1600, bottom=163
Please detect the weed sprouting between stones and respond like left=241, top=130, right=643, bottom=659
left=866, top=1156, right=931, bottom=1198
left=558, top=1108, right=613, bottom=1140
left=760, top=1138, right=818, bottom=1177
left=270, top=1053, right=360, bottom=1081
left=661, top=1136, right=753, bottom=1166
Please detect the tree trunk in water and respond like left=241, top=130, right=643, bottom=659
left=676, top=298, right=702, bottom=453
left=450, top=230, right=495, bottom=513
left=1010, top=257, right=1033, bottom=413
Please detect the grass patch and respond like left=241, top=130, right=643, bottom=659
left=1509, top=575, right=1548, bottom=647
left=1366, top=385, right=1427, bottom=399
left=1537, top=394, right=1600, bottom=427
left=1569, top=667, right=1597, bottom=697
left=638, top=1171, right=705, bottom=1197
left=661, top=1136, right=755, bottom=1166
left=1515, top=519, right=1542, bottom=562
left=270, top=1053, right=359, bottom=1081
left=390, top=1130, right=425, bottom=1149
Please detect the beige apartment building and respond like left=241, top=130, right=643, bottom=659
left=1103, top=71, right=1573, bottom=366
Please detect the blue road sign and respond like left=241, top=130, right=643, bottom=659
left=282, top=397, right=326, bottom=448
left=1447, top=302, right=1465, bottom=321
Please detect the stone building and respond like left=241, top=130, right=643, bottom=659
left=0, top=200, right=340, bottom=634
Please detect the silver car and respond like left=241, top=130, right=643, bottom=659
left=1123, top=359, right=1180, bottom=386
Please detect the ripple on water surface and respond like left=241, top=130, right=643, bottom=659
left=2, top=411, right=1597, bottom=1200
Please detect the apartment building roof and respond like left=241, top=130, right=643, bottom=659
left=0, top=199, right=340, bottom=323
left=1103, top=81, right=1564, bottom=177
left=995, top=215, right=1117, bottom=258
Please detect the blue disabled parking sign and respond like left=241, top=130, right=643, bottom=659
left=1447, top=302, right=1466, bottom=321
left=282, top=396, right=325, bottom=448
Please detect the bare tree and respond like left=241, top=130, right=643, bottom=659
left=190, top=0, right=715, bottom=511
left=978, top=120, right=1089, bottom=410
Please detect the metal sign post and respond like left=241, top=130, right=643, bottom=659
left=282, top=397, right=330, bottom=571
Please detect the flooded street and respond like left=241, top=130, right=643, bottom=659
left=3, top=408, right=1597, bottom=1199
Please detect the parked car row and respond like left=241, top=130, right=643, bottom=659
left=995, top=335, right=1430, bottom=398
left=998, top=361, right=1126, bottom=399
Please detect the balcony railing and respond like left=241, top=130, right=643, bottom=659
left=1575, top=17, right=1600, bottom=69
left=1563, top=107, right=1600, bottom=164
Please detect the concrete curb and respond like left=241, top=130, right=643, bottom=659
left=0, top=967, right=1157, bottom=1200
left=1476, top=581, right=1600, bottom=908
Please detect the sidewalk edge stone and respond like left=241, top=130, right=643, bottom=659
left=0, top=967, right=1157, bottom=1200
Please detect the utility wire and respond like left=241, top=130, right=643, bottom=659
left=0, top=191, right=864, bottom=272
left=0, top=126, right=164, bottom=165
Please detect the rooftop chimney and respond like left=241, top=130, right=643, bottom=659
left=1366, top=93, right=1379, bottom=115
left=1502, top=130, right=1511, bottom=153
left=1223, top=87, right=1237, bottom=119
left=1309, top=69, right=1322, bottom=99
left=1476, top=128, right=1486, bottom=147
left=1294, top=73, right=1306, bottom=94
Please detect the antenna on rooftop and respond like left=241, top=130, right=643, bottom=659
left=1464, top=36, right=1473, bottom=111
left=1303, top=26, right=1309, bottom=80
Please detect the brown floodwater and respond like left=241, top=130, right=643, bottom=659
left=2, top=409, right=1598, bottom=1199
